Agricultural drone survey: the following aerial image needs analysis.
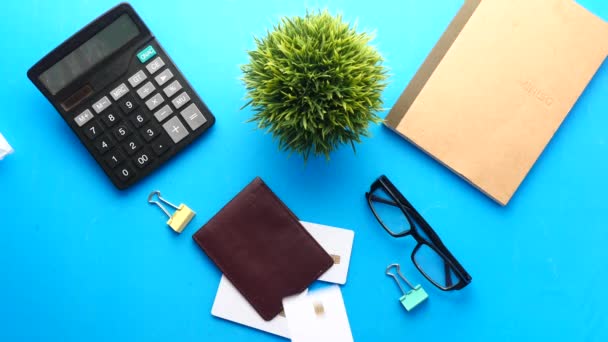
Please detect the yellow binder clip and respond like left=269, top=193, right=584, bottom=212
left=148, top=191, right=196, bottom=233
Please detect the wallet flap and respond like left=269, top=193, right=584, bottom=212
left=193, top=177, right=333, bottom=321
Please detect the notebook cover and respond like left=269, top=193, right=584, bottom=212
left=192, top=177, right=333, bottom=321
left=385, top=0, right=608, bottom=205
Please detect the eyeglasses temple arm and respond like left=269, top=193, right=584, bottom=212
left=444, top=260, right=453, bottom=288
left=369, top=194, right=400, bottom=207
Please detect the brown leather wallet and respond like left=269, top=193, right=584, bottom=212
left=192, top=177, right=333, bottom=321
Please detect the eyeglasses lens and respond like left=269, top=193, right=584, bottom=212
left=413, top=243, right=459, bottom=290
left=369, top=187, right=410, bottom=236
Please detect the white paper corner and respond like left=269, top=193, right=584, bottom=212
left=0, top=133, right=13, bottom=160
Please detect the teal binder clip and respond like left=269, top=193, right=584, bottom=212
left=386, top=264, right=428, bottom=312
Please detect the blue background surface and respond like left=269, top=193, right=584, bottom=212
left=1, top=0, right=607, bottom=341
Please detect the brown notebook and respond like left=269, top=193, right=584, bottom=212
left=193, top=177, right=333, bottom=321
left=385, top=0, right=608, bottom=205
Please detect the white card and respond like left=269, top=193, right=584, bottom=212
left=283, top=285, right=354, bottom=342
left=0, top=133, right=13, bottom=160
left=300, top=221, right=355, bottom=285
left=211, top=275, right=305, bottom=338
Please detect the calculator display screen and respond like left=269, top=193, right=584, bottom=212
left=39, top=14, right=140, bottom=95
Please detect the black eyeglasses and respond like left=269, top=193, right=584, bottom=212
left=366, top=175, right=472, bottom=291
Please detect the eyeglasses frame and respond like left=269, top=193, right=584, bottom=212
left=365, top=175, right=472, bottom=291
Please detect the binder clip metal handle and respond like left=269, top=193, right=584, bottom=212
left=386, top=263, right=428, bottom=312
left=148, top=191, right=195, bottom=233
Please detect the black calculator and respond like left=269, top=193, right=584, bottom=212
left=27, top=3, right=215, bottom=189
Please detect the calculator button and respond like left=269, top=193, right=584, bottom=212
left=151, top=135, right=171, bottom=156
left=74, top=109, right=94, bottom=127
left=155, top=69, right=174, bottom=86
left=94, top=136, right=114, bottom=154
left=104, top=149, right=125, bottom=168
left=84, top=122, right=103, bottom=140
left=146, top=93, right=164, bottom=111
left=136, top=81, right=156, bottom=99
left=133, top=150, right=153, bottom=169
left=131, top=112, right=149, bottom=128
left=92, top=96, right=111, bottom=114
left=119, top=93, right=138, bottom=114
left=146, top=57, right=165, bottom=74
left=116, top=165, right=135, bottom=182
left=110, top=83, right=129, bottom=101
left=101, top=110, right=119, bottom=128
left=113, top=124, right=131, bottom=141
left=162, top=116, right=189, bottom=143
left=154, top=105, right=173, bottom=123
left=171, top=92, right=191, bottom=109
left=141, top=123, right=160, bottom=142
left=163, top=80, right=182, bottom=98
left=180, top=104, right=208, bottom=131
left=128, top=70, right=147, bottom=88
left=137, top=45, right=156, bottom=63
left=124, top=135, right=144, bottom=156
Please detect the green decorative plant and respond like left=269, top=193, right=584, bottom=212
left=242, top=10, right=388, bottom=160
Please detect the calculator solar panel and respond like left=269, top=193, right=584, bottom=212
left=27, top=3, right=215, bottom=189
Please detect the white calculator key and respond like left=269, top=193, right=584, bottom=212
left=92, top=96, right=111, bottom=114
left=128, top=70, right=147, bottom=88
left=171, top=92, right=190, bottom=109
left=136, top=81, right=156, bottom=99
left=155, top=69, right=173, bottom=86
left=154, top=105, right=173, bottom=123
left=110, top=83, right=129, bottom=101
left=74, top=109, right=94, bottom=127
left=146, top=93, right=165, bottom=111
left=163, top=80, right=182, bottom=98
left=146, top=57, right=165, bottom=75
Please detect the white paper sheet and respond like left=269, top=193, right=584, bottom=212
left=211, top=275, right=306, bottom=338
left=0, top=133, right=13, bottom=160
